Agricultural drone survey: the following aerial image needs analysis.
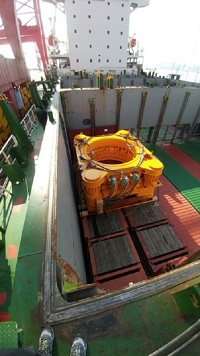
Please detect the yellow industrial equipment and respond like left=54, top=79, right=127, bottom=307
left=74, top=130, right=164, bottom=214
left=0, top=106, right=11, bottom=148
left=20, top=86, right=33, bottom=112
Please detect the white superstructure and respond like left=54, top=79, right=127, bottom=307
left=65, top=0, right=149, bottom=74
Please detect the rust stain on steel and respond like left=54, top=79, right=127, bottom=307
left=54, top=308, right=123, bottom=342
left=137, top=91, right=148, bottom=137
left=52, top=206, right=57, bottom=261
left=116, top=88, right=123, bottom=130
left=57, top=258, right=82, bottom=286
left=51, top=172, right=81, bottom=286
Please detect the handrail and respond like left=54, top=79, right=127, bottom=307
left=149, top=319, right=200, bottom=355
left=0, top=135, right=17, bottom=166
left=0, top=104, right=37, bottom=166
left=0, top=104, right=37, bottom=190
left=20, top=104, right=37, bottom=138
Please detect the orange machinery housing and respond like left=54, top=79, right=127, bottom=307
left=74, top=130, right=164, bottom=214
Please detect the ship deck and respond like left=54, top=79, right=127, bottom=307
left=0, top=107, right=200, bottom=354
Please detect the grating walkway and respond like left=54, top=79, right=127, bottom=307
left=147, top=144, right=200, bottom=213
left=192, top=140, right=200, bottom=149
left=161, top=144, right=200, bottom=180
left=158, top=175, right=200, bottom=262
left=175, top=141, right=200, bottom=164
left=0, top=321, right=19, bottom=348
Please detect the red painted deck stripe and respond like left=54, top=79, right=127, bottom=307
left=158, top=175, right=200, bottom=264
left=7, top=244, right=18, bottom=259
left=13, top=197, right=24, bottom=213
left=0, top=292, right=7, bottom=305
left=0, top=311, right=10, bottom=321
left=161, top=144, right=200, bottom=180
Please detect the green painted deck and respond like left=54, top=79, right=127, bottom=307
left=147, top=144, right=200, bottom=213
left=0, top=124, right=45, bottom=348
left=175, top=141, right=200, bottom=163
left=0, top=321, right=19, bottom=348
left=192, top=141, right=200, bottom=149
left=0, top=116, right=200, bottom=354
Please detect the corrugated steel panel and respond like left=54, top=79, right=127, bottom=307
left=82, top=214, right=146, bottom=290
left=88, top=211, right=125, bottom=238
left=93, top=234, right=137, bottom=275
left=138, top=225, right=184, bottom=258
left=125, top=202, right=166, bottom=227
left=0, top=58, right=29, bottom=93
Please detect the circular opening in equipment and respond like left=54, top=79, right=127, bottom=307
left=85, top=137, right=139, bottom=165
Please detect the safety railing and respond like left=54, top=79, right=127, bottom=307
left=20, top=104, right=37, bottom=138
left=0, top=105, right=37, bottom=194
left=0, top=135, right=17, bottom=196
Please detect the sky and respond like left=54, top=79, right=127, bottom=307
left=1, top=0, right=200, bottom=78
left=130, top=0, right=200, bottom=72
